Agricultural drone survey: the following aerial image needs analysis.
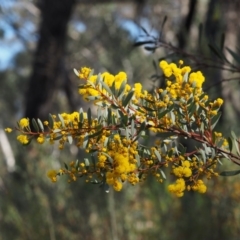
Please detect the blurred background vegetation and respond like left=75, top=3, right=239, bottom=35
left=1, top=0, right=240, bottom=239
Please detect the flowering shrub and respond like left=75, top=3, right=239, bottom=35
left=5, top=60, right=240, bottom=197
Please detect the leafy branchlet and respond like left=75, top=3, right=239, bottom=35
left=6, top=60, right=240, bottom=197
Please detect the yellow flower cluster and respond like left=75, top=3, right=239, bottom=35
left=191, top=179, right=207, bottom=193
left=172, top=160, right=192, bottom=178
left=159, top=60, right=204, bottom=100
left=168, top=178, right=186, bottom=197
left=105, top=135, right=139, bottom=191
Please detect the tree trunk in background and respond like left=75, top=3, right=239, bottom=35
left=177, top=0, right=198, bottom=49
left=25, top=0, right=76, bottom=119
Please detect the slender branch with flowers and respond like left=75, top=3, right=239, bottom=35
left=5, top=60, right=240, bottom=197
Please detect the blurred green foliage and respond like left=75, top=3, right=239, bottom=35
left=1, top=1, right=240, bottom=240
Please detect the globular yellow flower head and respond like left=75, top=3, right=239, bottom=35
left=47, top=170, right=58, bottom=182
left=168, top=178, right=186, bottom=197
left=78, top=67, right=92, bottom=79
left=5, top=128, right=12, bottom=133
left=17, top=135, right=29, bottom=144
left=19, top=118, right=29, bottom=128
left=37, top=134, right=45, bottom=144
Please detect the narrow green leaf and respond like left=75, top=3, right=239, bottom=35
left=199, top=149, right=206, bottom=163
left=101, top=81, right=112, bottom=95
left=158, top=109, right=169, bottom=119
left=111, top=103, right=119, bottom=109
left=117, top=80, right=126, bottom=97
left=53, top=129, right=61, bottom=133
left=154, top=149, right=161, bottom=162
left=160, top=169, right=166, bottom=179
left=73, top=68, right=79, bottom=77
left=234, top=139, right=240, bottom=156
left=83, top=133, right=89, bottom=149
left=91, top=154, right=96, bottom=169
left=138, top=121, right=146, bottom=134
left=219, top=170, right=240, bottom=176
left=88, top=129, right=103, bottom=139
left=208, top=43, right=226, bottom=61
left=226, top=47, right=240, bottom=64
left=84, top=158, right=90, bottom=167
left=122, top=90, right=134, bottom=107
left=75, top=159, right=79, bottom=169
left=107, top=108, right=112, bottom=125
left=53, top=135, right=62, bottom=140
left=231, top=130, right=237, bottom=139
left=37, top=118, right=44, bottom=132
left=87, top=108, right=91, bottom=126
left=157, top=132, right=176, bottom=138
left=64, top=162, right=68, bottom=170
left=96, top=72, right=102, bottom=85
left=32, top=118, right=39, bottom=132
left=211, top=112, right=221, bottom=130
left=131, top=119, right=135, bottom=137
left=110, top=81, right=116, bottom=97
left=101, top=152, right=113, bottom=164
left=58, top=114, right=65, bottom=127
left=220, top=33, right=225, bottom=50
left=48, top=114, right=54, bottom=129
left=227, top=137, right=233, bottom=152
left=178, top=143, right=186, bottom=155
left=67, top=135, right=73, bottom=144
left=135, top=154, right=140, bottom=167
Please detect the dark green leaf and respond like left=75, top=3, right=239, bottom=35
left=48, top=114, right=54, bottom=129
left=219, top=170, right=240, bottom=176
left=64, top=162, right=68, bottom=170
left=107, top=108, right=112, bottom=125
left=133, top=40, right=154, bottom=47
left=122, top=90, right=134, bottom=107
left=208, top=43, right=226, bottom=61
left=157, top=132, right=176, bottom=138
left=158, top=109, right=168, bottom=119
left=226, top=47, right=240, bottom=64
left=211, top=112, right=221, bottom=130
left=117, top=80, right=126, bottom=97
left=220, top=33, right=225, bottom=50
left=87, top=108, right=91, bottom=126
left=227, top=137, right=233, bottom=152
left=138, top=121, right=146, bottom=134
left=32, top=118, right=39, bottom=132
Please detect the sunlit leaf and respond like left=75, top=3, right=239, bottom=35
left=101, top=81, right=112, bottom=95
left=160, top=169, right=166, bottom=179
left=154, top=149, right=161, bottom=162
left=37, top=118, right=44, bottom=132
left=58, top=114, right=65, bottom=127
